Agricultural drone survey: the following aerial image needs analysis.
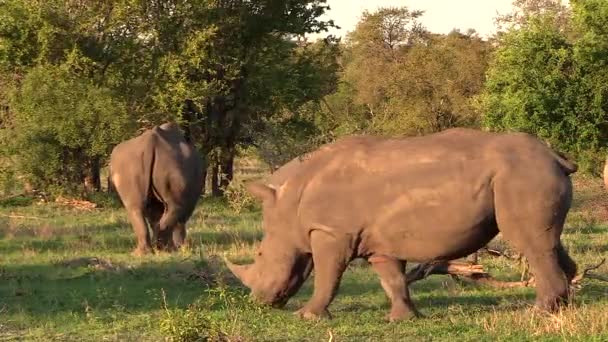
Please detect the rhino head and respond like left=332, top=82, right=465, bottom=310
left=225, top=182, right=313, bottom=307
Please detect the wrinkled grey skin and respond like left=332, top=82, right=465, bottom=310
left=110, top=123, right=204, bottom=255
left=226, top=128, right=578, bottom=321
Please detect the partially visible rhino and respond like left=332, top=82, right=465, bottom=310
left=226, top=128, right=578, bottom=321
left=110, top=123, right=204, bottom=255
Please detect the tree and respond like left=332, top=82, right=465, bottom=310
left=481, top=16, right=575, bottom=142
left=495, top=0, right=571, bottom=32
left=7, top=64, right=129, bottom=193
left=336, top=7, right=489, bottom=137
left=377, top=30, right=490, bottom=135
left=0, top=0, right=338, bottom=196
left=247, top=37, right=342, bottom=170
left=141, top=0, right=337, bottom=195
left=481, top=1, right=608, bottom=172
left=0, top=0, right=142, bottom=193
left=570, top=0, right=608, bottom=169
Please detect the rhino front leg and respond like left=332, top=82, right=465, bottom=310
left=149, top=204, right=184, bottom=252
left=369, top=256, right=420, bottom=322
left=156, top=205, right=185, bottom=252
left=295, top=230, right=351, bottom=320
left=145, top=200, right=164, bottom=251
left=172, top=222, right=187, bottom=249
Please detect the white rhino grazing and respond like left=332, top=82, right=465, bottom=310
left=110, top=123, right=204, bottom=255
left=226, top=128, right=578, bottom=321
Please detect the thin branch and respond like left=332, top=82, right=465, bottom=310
left=572, top=258, right=607, bottom=284
left=407, top=257, right=607, bottom=290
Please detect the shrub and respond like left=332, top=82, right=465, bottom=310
left=224, top=179, right=258, bottom=214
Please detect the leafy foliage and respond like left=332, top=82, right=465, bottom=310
left=7, top=64, right=130, bottom=193
left=481, top=1, right=608, bottom=173
left=335, top=9, right=490, bottom=137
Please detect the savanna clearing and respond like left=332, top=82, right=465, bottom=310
left=1, top=167, right=607, bottom=342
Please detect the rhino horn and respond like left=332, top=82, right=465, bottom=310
left=224, top=258, right=253, bottom=286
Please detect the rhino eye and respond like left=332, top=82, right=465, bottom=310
left=257, top=251, right=262, bottom=257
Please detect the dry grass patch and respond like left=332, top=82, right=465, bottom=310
left=481, top=304, right=608, bottom=338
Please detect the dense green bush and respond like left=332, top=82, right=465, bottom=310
left=7, top=65, right=130, bottom=194
left=481, top=2, right=608, bottom=174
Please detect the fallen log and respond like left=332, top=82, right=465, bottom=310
left=406, top=258, right=607, bottom=289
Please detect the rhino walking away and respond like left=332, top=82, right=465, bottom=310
left=110, top=123, right=204, bottom=255
left=226, top=128, right=578, bottom=321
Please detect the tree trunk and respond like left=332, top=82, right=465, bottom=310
left=211, top=158, right=221, bottom=197
left=91, top=157, right=101, bottom=192
left=219, top=147, right=235, bottom=190
left=83, top=157, right=101, bottom=192
left=200, top=167, right=207, bottom=197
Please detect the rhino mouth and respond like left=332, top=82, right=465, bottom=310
left=225, top=253, right=313, bottom=307
left=271, top=254, right=314, bottom=306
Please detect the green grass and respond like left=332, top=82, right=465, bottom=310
left=1, top=175, right=608, bottom=341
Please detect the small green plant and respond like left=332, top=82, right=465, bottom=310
left=224, top=180, right=258, bottom=214
left=159, top=287, right=255, bottom=342
left=159, top=291, right=228, bottom=342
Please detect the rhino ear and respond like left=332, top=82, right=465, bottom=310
left=246, top=182, right=276, bottom=203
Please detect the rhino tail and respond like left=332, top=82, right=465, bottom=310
left=552, top=150, right=578, bottom=175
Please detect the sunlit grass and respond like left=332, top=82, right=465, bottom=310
left=0, top=174, right=607, bottom=341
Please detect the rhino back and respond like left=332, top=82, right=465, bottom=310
left=273, top=129, right=571, bottom=261
left=110, top=125, right=203, bottom=213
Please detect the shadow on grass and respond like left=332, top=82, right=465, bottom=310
left=287, top=270, right=540, bottom=317
left=0, top=195, right=35, bottom=208
left=0, top=223, right=135, bottom=254
left=189, top=229, right=263, bottom=247
left=0, top=259, right=216, bottom=319
left=0, top=221, right=127, bottom=239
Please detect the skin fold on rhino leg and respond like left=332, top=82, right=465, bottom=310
left=295, top=230, right=352, bottom=320
left=369, top=256, right=421, bottom=322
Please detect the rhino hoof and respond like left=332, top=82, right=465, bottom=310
left=294, top=308, right=331, bottom=321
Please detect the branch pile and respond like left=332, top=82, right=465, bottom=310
left=54, top=196, right=97, bottom=211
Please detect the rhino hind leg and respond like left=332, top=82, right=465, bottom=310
left=369, top=256, right=420, bottom=322
left=126, top=208, right=153, bottom=256
left=295, top=230, right=352, bottom=320
left=494, top=175, right=572, bottom=311
left=156, top=227, right=177, bottom=252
